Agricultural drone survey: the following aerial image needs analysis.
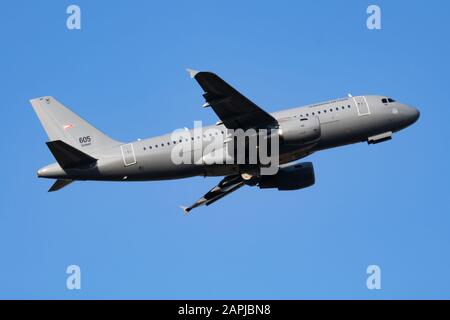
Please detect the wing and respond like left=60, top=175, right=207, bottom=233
left=181, top=175, right=245, bottom=214
left=188, top=69, right=278, bottom=130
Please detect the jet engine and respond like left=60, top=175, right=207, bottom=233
left=278, top=117, right=321, bottom=145
left=258, top=162, right=315, bottom=191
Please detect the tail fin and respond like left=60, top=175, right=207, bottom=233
left=30, top=96, right=120, bottom=154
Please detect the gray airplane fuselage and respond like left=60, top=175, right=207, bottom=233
left=37, top=95, right=420, bottom=182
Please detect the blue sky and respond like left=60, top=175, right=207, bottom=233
left=0, top=0, right=449, bottom=299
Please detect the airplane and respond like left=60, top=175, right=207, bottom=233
left=30, top=70, right=420, bottom=213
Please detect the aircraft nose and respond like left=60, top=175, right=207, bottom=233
left=406, top=105, right=420, bottom=125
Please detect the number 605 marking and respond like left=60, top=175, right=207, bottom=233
left=79, top=136, right=91, bottom=144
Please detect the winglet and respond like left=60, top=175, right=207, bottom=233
left=179, top=206, right=191, bottom=215
left=186, top=68, right=199, bottom=79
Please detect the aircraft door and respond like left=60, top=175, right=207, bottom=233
left=121, top=143, right=137, bottom=167
left=353, top=96, right=371, bottom=116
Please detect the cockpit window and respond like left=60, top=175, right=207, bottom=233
left=382, top=98, right=396, bottom=104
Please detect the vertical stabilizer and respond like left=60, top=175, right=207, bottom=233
left=30, top=96, right=121, bottom=154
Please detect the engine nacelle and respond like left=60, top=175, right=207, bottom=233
left=259, top=162, right=315, bottom=191
left=278, top=117, right=321, bottom=145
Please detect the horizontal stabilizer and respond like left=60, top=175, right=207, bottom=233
left=46, top=140, right=97, bottom=169
left=48, top=179, right=74, bottom=192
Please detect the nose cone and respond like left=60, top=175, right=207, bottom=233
left=408, top=106, right=420, bottom=125
left=400, top=104, right=420, bottom=127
